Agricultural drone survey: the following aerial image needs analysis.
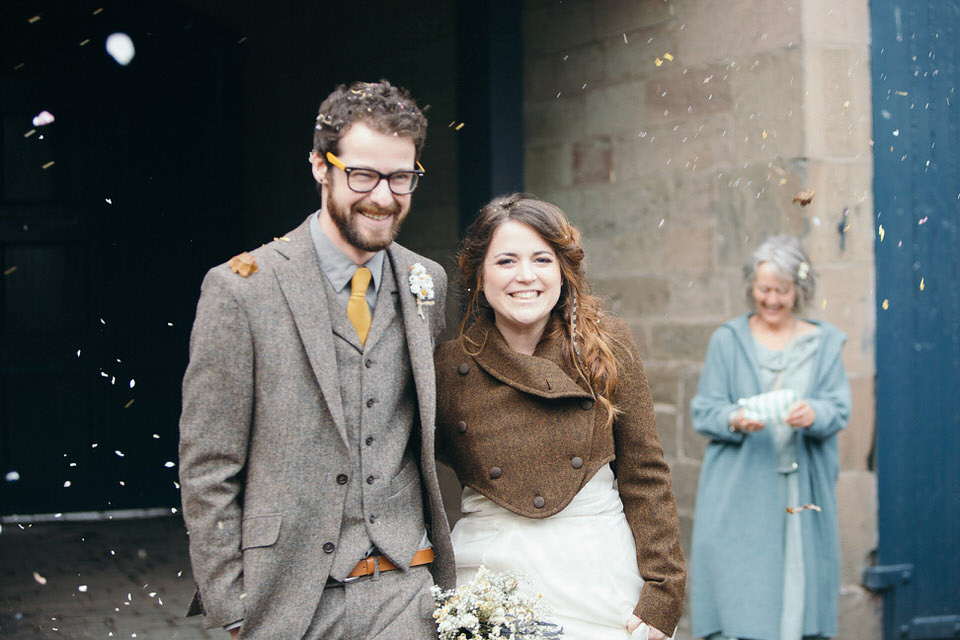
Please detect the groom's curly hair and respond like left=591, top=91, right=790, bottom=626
left=312, top=79, right=427, bottom=161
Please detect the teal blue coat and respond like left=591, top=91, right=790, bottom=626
left=690, top=314, right=851, bottom=639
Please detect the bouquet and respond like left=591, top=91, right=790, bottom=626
left=432, top=565, right=564, bottom=639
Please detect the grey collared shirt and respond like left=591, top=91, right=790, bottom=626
left=309, top=211, right=384, bottom=310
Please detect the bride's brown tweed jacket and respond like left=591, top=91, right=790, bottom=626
left=434, top=313, right=686, bottom=634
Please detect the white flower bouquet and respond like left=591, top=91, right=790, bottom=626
left=432, top=566, right=563, bottom=639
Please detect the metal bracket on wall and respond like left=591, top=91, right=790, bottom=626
left=863, top=563, right=914, bottom=591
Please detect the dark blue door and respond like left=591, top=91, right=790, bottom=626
left=869, top=1, right=960, bottom=638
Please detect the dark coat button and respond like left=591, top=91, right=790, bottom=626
left=365, top=359, right=373, bottom=368
left=490, top=467, right=502, bottom=479
left=366, top=398, right=375, bottom=407
left=366, top=475, right=375, bottom=484
left=369, top=514, right=376, bottom=523
left=365, top=436, right=374, bottom=446
left=458, top=362, right=470, bottom=375
left=533, top=496, right=545, bottom=508
left=457, top=421, right=467, bottom=433
left=336, top=474, right=348, bottom=485
left=580, top=399, right=594, bottom=410
left=323, top=542, right=335, bottom=553
left=571, top=456, right=583, bottom=469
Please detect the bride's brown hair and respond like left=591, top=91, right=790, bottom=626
left=457, top=193, right=622, bottom=426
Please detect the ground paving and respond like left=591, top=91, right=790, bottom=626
left=0, top=515, right=217, bottom=639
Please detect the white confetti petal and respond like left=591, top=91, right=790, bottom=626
left=34, top=572, right=47, bottom=585
left=105, top=33, right=135, bottom=66
left=129, top=379, right=136, bottom=389
left=115, top=450, right=124, bottom=457
left=164, top=461, right=175, bottom=468
left=5, top=471, right=20, bottom=481
left=32, top=110, right=55, bottom=127
left=78, top=585, right=88, bottom=592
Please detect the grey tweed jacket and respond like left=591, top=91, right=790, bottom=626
left=178, top=214, right=454, bottom=638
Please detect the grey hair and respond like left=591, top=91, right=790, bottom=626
left=742, top=235, right=816, bottom=312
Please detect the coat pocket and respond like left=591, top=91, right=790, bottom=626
left=240, top=514, right=282, bottom=550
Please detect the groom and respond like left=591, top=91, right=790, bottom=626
left=178, top=80, right=454, bottom=639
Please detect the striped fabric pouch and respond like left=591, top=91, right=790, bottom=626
left=737, top=388, right=798, bottom=423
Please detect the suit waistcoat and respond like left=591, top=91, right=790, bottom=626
left=323, top=260, right=426, bottom=580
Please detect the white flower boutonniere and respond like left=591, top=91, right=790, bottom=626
left=409, top=262, right=436, bottom=319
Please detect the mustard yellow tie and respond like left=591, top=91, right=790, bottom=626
left=347, top=266, right=372, bottom=345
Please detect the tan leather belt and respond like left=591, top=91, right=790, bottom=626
left=346, top=548, right=434, bottom=579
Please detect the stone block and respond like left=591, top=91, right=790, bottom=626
left=661, top=226, right=714, bottom=271
left=583, top=231, right=664, bottom=276
left=603, top=24, right=680, bottom=85
left=645, top=63, right=734, bottom=123
left=643, top=361, right=686, bottom=406
left=656, top=405, right=679, bottom=458
left=674, top=0, right=803, bottom=65
left=524, top=94, right=588, bottom=145
left=668, top=269, right=742, bottom=322
left=837, top=585, right=883, bottom=640
left=803, top=0, right=871, bottom=47
left=682, top=408, right=709, bottom=462
left=668, top=457, right=702, bottom=513
left=573, top=136, right=615, bottom=186
left=586, top=81, right=648, bottom=137
left=804, top=159, right=874, bottom=263
left=524, top=1, right=598, bottom=54
left=592, top=274, right=671, bottom=319
left=803, top=45, right=873, bottom=159
left=651, top=323, right=716, bottom=362
left=728, top=48, right=806, bottom=163
left=525, top=142, right=573, bottom=193
left=836, top=471, right=878, bottom=586
left=838, top=374, right=875, bottom=472
left=573, top=181, right=672, bottom=241
left=594, top=0, right=675, bottom=38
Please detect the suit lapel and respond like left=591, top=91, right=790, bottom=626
left=389, top=247, right=436, bottom=434
left=273, top=218, right=348, bottom=444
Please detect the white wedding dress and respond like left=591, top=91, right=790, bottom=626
left=451, top=464, right=670, bottom=640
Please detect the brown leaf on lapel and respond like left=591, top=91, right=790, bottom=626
left=228, top=252, right=258, bottom=277
left=792, top=190, right=814, bottom=206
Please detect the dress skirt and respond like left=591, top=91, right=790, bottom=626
left=450, top=464, right=667, bottom=640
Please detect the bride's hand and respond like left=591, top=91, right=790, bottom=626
left=627, top=615, right=668, bottom=639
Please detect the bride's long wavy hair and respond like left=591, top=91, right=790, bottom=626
left=457, top=193, right=622, bottom=426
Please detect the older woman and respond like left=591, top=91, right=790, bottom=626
left=434, top=194, right=686, bottom=640
left=690, top=235, right=851, bottom=640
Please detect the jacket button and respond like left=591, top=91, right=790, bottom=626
left=365, top=359, right=373, bottom=368
left=490, top=467, right=502, bottom=479
left=533, top=496, right=545, bottom=509
left=365, top=436, right=374, bottom=446
left=323, top=542, right=335, bottom=553
left=369, top=514, right=376, bottom=523
left=366, top=475, right=375, bottom=484
left=571, top=456, right=583, bottom=469
left=366, top=398, right=376, bottom=408
left=336, top=474, right=348, bottom=484
left=458, top=362, right=470, bottom=375
left=457, top=421, right=467, bottom=433
left=580, top=399, right=594, bottom=410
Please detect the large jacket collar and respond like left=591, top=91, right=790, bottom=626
left=463, top=315, right=592, bottom=400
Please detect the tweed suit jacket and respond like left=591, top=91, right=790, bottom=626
left=434, top=313, right=686, bottom=635
left=178, top=214, right=454, bottom=639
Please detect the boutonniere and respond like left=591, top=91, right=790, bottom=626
left=408, top=263, right=436, bottom=319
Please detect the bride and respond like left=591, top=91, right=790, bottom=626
left=434, top=194, right=686, bottom=639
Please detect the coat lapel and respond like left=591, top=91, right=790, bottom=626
left=388, top=246, right=437, bottom=433
left=273, top=218, right=348, bottom=444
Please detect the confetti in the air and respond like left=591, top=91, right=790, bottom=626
left=105, top=33, right=135, bottom=66
left=129, top=379, right=136, bottom=389
left=5, top=471, right=20, bottom=481
left=42, top=161, right=55, bottom=170
left=786, top=503, right=822, bottom=514
left=918, top=216, right=928, bottom=225
left=32, top=110, right=55, bottom=127
left=164, top=461, right=175, bottom=468
left=78, top=585, right=88, bottom=592
left=115, top=450, right=125, bottom=457
left=878, top=224, right=885, bottom=241
left=33, top=572, right=47, bottom=585
left=63, top=481, right=71, bottom=488
left=920, top=278, right=925, bottom=291
left=882, top=299, right=889, bottom=310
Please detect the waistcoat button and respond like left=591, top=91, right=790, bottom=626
left=365, top=436, right=374, bottom=446
left=369, top=514, right=376, bottom=523
left=366, top=475, right=375, bottom=484
left=323, top=542, right=335, bottom=553
left=336, top=474, right=348, bottom=485
left=490, top=467, right=502, bottom=479
left=571, top=456, right=583, bottom=469
left=366, top=398, right=375, bottom=408
left=458, top=362, right=469, bottom=375
left=580, top=399, right=594, bottom=410
left=365, top=359, right=373, bottom=368
left=533, top=496, right=545, bottom=508
left=457, top=421, right=467, bottom=433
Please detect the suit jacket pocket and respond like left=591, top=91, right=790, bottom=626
left=241, top=514, right=282, bottom=550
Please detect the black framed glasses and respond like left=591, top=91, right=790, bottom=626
left=325, top=152, right=425, bottom=195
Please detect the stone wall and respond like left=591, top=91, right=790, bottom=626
left=523, top=0, right=879, bottom=637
